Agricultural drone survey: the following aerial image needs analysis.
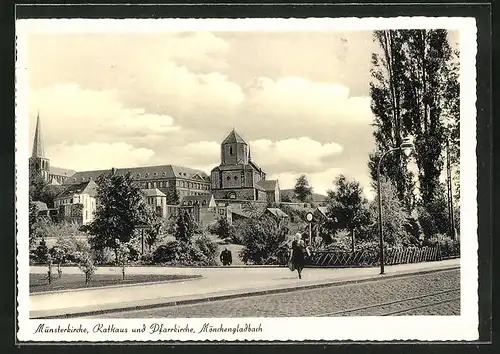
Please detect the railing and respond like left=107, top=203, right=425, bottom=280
left=309, top=246, right=459, bottom=268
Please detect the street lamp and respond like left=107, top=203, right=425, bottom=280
left=306, top=212, right=313, bottom=245
left=377, top=137, right=414, bottom=275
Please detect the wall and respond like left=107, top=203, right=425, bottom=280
left=221, top=170, right=243, bottom=188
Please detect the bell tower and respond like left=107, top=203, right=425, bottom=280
left=220, top=128, right=249, bottom=166
left=29, top=112, right=50, bottom=181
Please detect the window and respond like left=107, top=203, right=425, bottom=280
left=229, top=146, right=233, bottom=155
left=153, top=182, right=157, bottom=188
left=234, top=176, right=238, bottom=180
left=153, top=172, right=157, bottom=176
left=162, top=172, right=166, bottom=176
left=202, top=200, right=207, bottom=206
left=137, top=173, right=141, bottom=178
left=226, top=176, right=230, bottom=181
left=145, top=173, right=149, bottom=177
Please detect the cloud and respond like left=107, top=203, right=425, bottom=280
left=251, top=137, right=343, bottom=173
left=48, top=142, right=155, bottom=170
left=28, top=83, right=180, bottom=146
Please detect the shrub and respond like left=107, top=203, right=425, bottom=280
left=194, top=234, right=219, bottom=265
left=34, top=239, right=49, bottom=264
left=238, top=216, right=290, bottom=265
left=152, top=238, right=217, bottom=266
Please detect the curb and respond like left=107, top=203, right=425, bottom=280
left=30, top=275, right=204, bottom=296
left=31, top=265, right=459, bottom=319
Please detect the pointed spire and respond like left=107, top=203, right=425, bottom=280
left=31, top=111, right=45, bottom=158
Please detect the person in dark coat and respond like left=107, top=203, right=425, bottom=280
left=220, top=247, right=232, bottom=266
left=290, top=234, right=306, bottom=279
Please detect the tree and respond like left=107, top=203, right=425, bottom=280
left=369, top=179, right=411, bottom=246
left=369, top=30, right=459, bottom=211
left=294, top=174, right=313, bottom=203
left=324, top=175, right=371, bottom=252
left=213, top=216, right=235, bottom=241
left=29, top=172, right=62, bottom=208
left=85, top=172, right=150, bottom=261
left=173, top=209, right=197, bottom=243
left=116, top=240, right=131, bottom=280
left=166, top=189, right=180, bottom=205
left=239, top=216, right=290, bottom=265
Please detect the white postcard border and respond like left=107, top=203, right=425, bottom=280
left=16, top=17, right=478, bottom=342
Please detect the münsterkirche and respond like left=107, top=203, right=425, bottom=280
left=29, top=114, right=280, bottom=205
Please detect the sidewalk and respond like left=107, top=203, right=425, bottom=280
left=29, top=259, right=459, bottom=318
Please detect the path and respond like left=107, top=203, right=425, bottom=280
left=29, top=259, right=459, bottom=318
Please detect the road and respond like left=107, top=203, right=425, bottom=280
left=87, top=268, right=460, bottom=318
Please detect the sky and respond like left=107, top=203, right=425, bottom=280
left=26, top=28, right=459, bottom=198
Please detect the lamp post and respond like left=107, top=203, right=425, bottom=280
left=377, top=137, right=414, bottom=275
left=306, top=212, right=313, bottom=246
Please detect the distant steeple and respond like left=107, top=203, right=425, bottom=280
left=32, top=111, right=45, bottom=158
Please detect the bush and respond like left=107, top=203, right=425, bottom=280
left=238, top=216, right=290, bottom=265
left=194, top=234, right=219, bottom=265
left=152, top=238, right=217, bottom=266
left=34, top=239, right=49, bottom=264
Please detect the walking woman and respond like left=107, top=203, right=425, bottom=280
left=290, top=233, right=306, bottom=279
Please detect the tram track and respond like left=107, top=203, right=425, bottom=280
left=316, top=288, right=460, bottom=317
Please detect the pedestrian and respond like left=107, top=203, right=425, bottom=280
left=220, top=247, right=232, bottom=266
left=289, top=233, right=306, bottom=279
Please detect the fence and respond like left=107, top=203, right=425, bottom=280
left=309, top=246, right=459, bottom=268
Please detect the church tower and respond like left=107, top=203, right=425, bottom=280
left=29, top=112, right=50, bottom=181
left=220, top=128, right=249, bottom=166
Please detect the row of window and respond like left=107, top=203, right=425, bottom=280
left=146, top=181, right=210, bottom=190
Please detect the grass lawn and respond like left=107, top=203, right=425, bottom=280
left=30, top=273, right=201, bottom=293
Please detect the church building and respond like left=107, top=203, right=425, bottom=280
left=210, top=129, right=280, bottom=203
left=29, top=113, right=76, bottom=185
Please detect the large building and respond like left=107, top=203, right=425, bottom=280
left=66, top=165, right=211, bottom=201
left=210, top=129, right=280, bottom=203
left=29, top=115, right=281, bottom=223
left=29, top=114, right=211, bottom=201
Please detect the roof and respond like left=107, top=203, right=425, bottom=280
left=31, top=113, right=45, bottom=158
left=257, top=180, right=278, bottom=191
left=265, top=208, right=289, bottom=218
left=49, top=166, right=76, bottom=177
left=181, top=194, right=215, bottom=206
left=56, top=180, right=98, bottom=199
left=231, top=209, right=251, bottom=218
left=315, top=206, right=328, bottom=217
left=65, top=165, right=210, bottom=184
left=141, top=188, right=166, bottom=197
left=222, top=129, right=247, bottom=145
left=31, top=201, right=48, bottom=211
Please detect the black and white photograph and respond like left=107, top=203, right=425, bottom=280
left=16, top=17, right=478, bottom=342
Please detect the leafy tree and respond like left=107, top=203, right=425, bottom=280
left=173, top=209, right=197, bottom=243
left=166, top=189, right=180, bottom=205
left=29, top=172, right=63, bottom=208
left=369, top=179, right=411, bottom=246
left=143, top=207, right=164, bottom=252
left=294, top=174, right=313, bottom=203
left=85, top=172, right=151, bottom=261
left=369, top=29, right=458, bottom=211
left=324, top=175, right=371, bottom=252
left=34, top=238, right=49, bottom=264
left=116, top=240, right=131, bottom=280
left=239, top=216, right=290, bottom=265
left=213, top=216, right=235, bottom=241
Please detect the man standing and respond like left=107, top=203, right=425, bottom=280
left=220, top=247, right=232, bottom=266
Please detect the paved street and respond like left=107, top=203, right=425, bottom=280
left=29, top=259, right=459, bottom=318
left=89, top=268, right=459, bottom=318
